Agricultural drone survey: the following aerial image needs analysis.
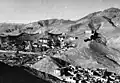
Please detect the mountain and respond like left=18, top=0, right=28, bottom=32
left=31, top=7, right=120, bottom=74
left=1, top=7, right=120, bottom=82
left=66, top=7, right=120, bottom=73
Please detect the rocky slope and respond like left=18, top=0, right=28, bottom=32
left=32, top=7, right=120, bottom=75
left=0, top=7, right=120, bottom=82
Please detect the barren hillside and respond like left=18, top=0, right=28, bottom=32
left=0, top=7, right=120, bottom=83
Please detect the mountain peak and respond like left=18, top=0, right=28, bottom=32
left=103, top=7, right=120, bottom=13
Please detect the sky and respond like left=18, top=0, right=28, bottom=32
left=0, top=0, right=119, bottom=23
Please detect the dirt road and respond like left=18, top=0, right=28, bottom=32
left=0, top=50, right=42, bottom=56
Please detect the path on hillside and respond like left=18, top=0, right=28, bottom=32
left=0, top=50, right=42, bottom=56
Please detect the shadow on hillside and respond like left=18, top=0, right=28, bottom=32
left=0, top=62, right=50, bottom=83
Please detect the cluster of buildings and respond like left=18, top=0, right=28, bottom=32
left=0, top=53, right=40, bottom=66
left=0, top=31, right=78, bottom=54
left=0, top=32, right=78, bottom=66
left=55, top=65, right=120, bottom=83
left=25, top=32, right=78, bottom=53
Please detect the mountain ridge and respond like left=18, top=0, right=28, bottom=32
left=1, top=7, right=120, bottom=78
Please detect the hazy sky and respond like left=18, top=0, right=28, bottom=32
left=0, top=0, right=119, bottom=23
